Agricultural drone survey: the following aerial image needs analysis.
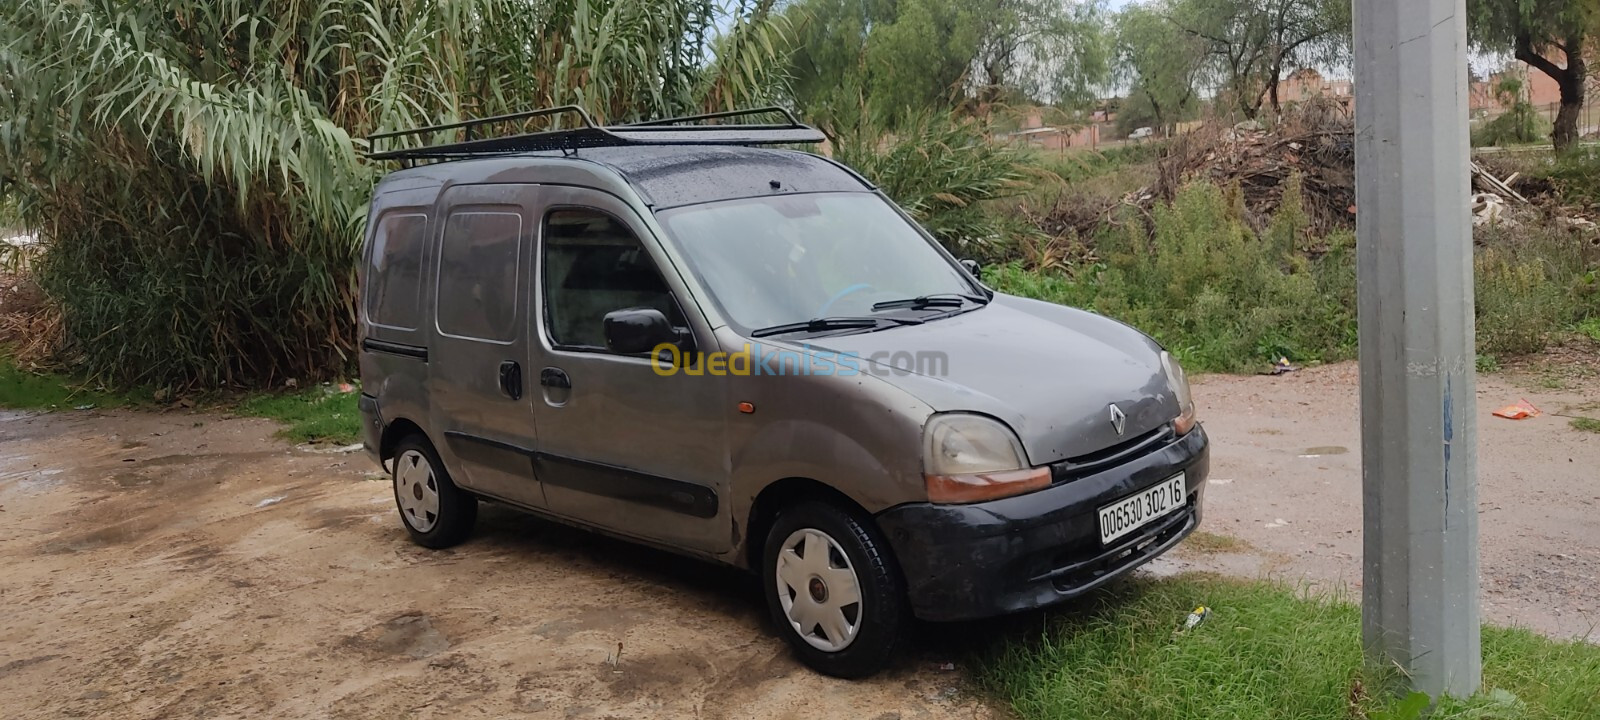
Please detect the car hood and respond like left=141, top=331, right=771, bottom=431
left=806, top=295, right=1180, bottom=465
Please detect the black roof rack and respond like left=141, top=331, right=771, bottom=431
left=367, top=105, right=824, bottom=162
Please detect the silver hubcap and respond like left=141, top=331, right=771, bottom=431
left=775, top=528, right=862, bottom=652
left=394, top=450, right=441, bottom=533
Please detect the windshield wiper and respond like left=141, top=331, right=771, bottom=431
left=750, top=316, right=921, bottom=338
left=871, top=293, right=990, bottom=312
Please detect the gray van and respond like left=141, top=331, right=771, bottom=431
left=358, top=107, right=1208, bottom=678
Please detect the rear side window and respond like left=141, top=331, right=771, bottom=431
left=365, top=212, right=427, bottom=330
left=436, top=210, right=523, bottom=343
left=543, top=208, right=683, bottom=350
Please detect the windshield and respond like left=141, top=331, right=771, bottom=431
left=657, top=192, right=980, bottom=332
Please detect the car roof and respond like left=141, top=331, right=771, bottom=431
left=376, top=145, right=876, bottom=210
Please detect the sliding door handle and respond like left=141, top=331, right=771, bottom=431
left=498, top=360, right=522, bottom=400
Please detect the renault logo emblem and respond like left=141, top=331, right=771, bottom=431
left=1109, top=404, right=1127, bottom=436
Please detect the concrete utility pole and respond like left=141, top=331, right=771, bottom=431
left=1354, top=0, right=1481, bottom=699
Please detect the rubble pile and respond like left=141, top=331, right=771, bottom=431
left=1151, top=99, right=1585, bottom=234
left=1155, top=102, right=1356, bottom=234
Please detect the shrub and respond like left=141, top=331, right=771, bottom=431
left=1472, top=75, right=1548, bottom=148
left=835, top=113, right=1040, bottom=261
left=1471, top=102, right=1549, bottom=148
left=993, top=177, right=1357, bottom=372
left=993, top=169, right=1596, bottom=370
left=1474, top=223, right=1600, bottom=357
left=0, top=0, right=785, bottom=389
left=1539, top=148, right=1600, bottom=207
left=1027, top=141, right=1167, bottom=186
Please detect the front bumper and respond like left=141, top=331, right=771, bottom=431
left=875, top=425, right=1209, bottom=622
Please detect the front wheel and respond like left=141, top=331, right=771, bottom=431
left=762, top=501, right=908, bottom=678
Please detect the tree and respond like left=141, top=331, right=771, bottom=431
left=1167, top=0, right=1349, bottom=119
left=1469, top=0, right=1597, bottom=151
left=779, top=0, right=1107, bottom=131
left=1115, top=3, right=1210, bottom=135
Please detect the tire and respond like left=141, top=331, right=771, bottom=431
left=391, top=435, right=477, bottom=549
left=762, top=500, right=908, bottom=678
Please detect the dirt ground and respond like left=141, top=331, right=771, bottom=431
left=1163, top=361, right=1600, bottom=640
left=2, top=361, right=1597, bottom=719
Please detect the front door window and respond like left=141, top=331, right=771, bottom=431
left=542, top=208, right=685, bottom=352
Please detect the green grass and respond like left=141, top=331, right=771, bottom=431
left=236, top=387, right=362, bottom=445
left=974, top=575, right=1600, bottom=720
left=1571, top=417, right=1600, bottom=434
left=1580, top=318, right=1600, bottom=344
left=1027, top=142, right=1167, bottom=186
left=0, top=356, right=143, bottom=409
left=1182, top=531, right=1250, bottom=554
left=1535, top=375, right=1570, bottom=390
left=1, top=355, right=360, bottom=444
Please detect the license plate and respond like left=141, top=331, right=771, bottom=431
left=1098, top=473, right=1187, bottom=544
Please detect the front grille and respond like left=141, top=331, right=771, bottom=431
left=1048, top=425, right=1174, bottom=484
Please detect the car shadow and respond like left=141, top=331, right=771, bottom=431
left=464, top=502, right=1131, bottom=678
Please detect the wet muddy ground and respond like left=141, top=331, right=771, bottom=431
left=2, top=361, right=1596, bottom=718
left=0, top=410, right=995, bottom=719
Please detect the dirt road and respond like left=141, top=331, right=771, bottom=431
left=0, top=410, right=991, bottom=719
left=1164, top=362, right=1600, bottom=640
left=2, top=362, right=1596, bottom=718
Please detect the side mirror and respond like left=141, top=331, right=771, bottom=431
left=959, top=258, right=983, bottom=280
left=603, top=308, right=678, bottom=355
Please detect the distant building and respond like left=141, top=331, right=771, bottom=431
left=1275, top=63, right=1565, bottom=116
left=998, top=108, right=1103, bottom=151
left=1275, top=68, right=1352, bottom=107
left=1469, top=63, right=1563, bottom=112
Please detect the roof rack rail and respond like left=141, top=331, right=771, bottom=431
left=367, top=105, right=824, bottom=163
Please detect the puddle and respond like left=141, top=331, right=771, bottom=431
left=1299, top=446, right=1349, bottom=458
left=37, top=518, right=159, bottom=554
left=1141, top=555, right=1186, bottom=579
left=112, top=471, right=159, bottom=488
left=346, top=613, right=450, bottom=659
left=1, top=467, right=65, bottom=493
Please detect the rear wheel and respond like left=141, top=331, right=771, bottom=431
left=392, top=436, right=476, bottom=549
left=762, top=501, right=907, bottom=678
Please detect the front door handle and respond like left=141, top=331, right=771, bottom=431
left=498, top=360, right=522, bottom=400
left=540, top=367, right=571, bottom=390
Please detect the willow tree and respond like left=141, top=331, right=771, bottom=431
left=1116, top=3, right=1211, bottom=136
left=0, top=0, right=785, bottom=388
left=779, top=0, right=1107, bottom=133
left=1168, top=0, right=1349, bottom=119
left=1470, top=0, right=1596, bottom=151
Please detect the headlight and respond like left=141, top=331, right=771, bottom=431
left=922, top=414, right=1049, bottom=504
left=1161, top=351, right=1198, bottom=435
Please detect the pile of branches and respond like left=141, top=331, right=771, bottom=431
left=0, top=273, right=58, bottom=367
left=1156, top=99, right=1355, bottom=235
